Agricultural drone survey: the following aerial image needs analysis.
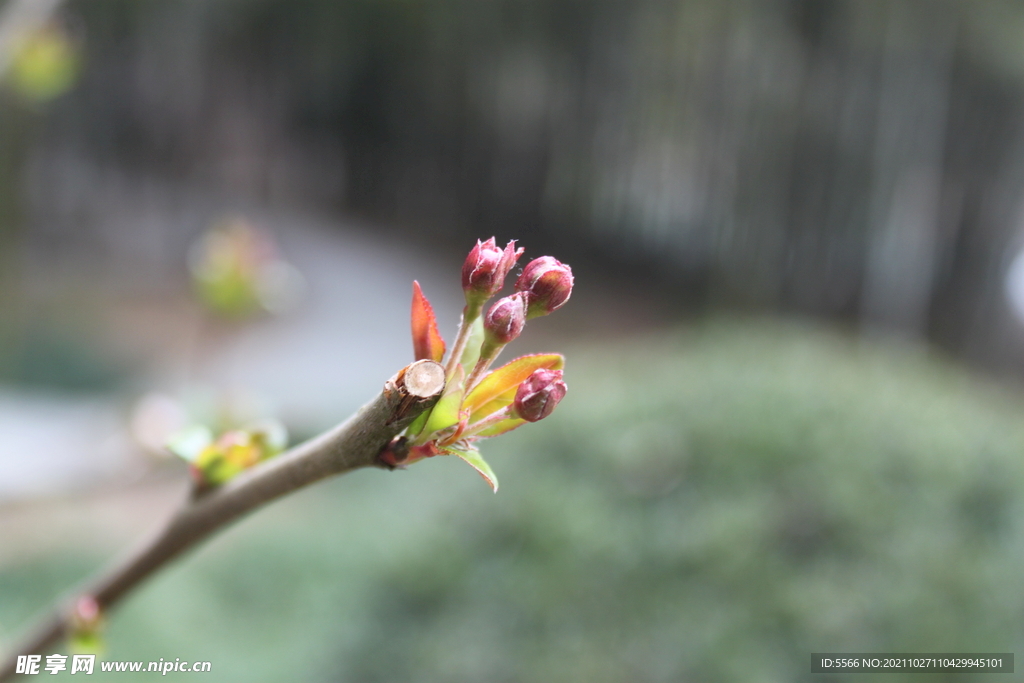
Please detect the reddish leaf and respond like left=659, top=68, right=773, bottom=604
left=411, top=281, right=446, bottom=362
left=463, top=353, right=564, bottom=419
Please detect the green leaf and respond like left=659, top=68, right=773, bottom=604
left=457, top=315, right=486, bottom=378
left=469, top=386, right=517, bottom=424
left=423, top=365, right=465, bottom=435
left=405, top=408, right=431, bottom=438
left=463, top=354, right=564, bottom=419
left=11, top=27, right=79, bottom=104
left=69, top=630, right=105, bottom=656
left=441, top=444, right=499, bottom=492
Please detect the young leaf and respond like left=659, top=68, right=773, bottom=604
left=468, top=385, right=517, bottom=424
left=441, top=444, right=499, bottom=492
left=463, top=353, right=564, bottom=417
left=69, top=630, right=105, bottom=656
left=195, top=446, right=237, bottom=484
left=457, top=314, right=485, bottom=378
left=405, top=408, right=431, bottom=438
left=473, top=417, right=526, bottom=438
left=411, top=281, right=446, bottom=362
left=246, top=419, right=289, bottom=456
left=423, top=365, right=465, bottom=435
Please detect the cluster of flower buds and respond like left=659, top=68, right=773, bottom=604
left=383, top=238, right=573, bottom=491
left=189, top=217, right=303, bottom=319
left=166, top=419, right=287, bottom=488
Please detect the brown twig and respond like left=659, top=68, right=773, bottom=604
left=0, top=360, right=445, bottom=681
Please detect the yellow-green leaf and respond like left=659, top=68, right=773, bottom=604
left=473, top=417, right=527, bottom=438
left=457, top=315, right=485, bottom=378
left=195, top=447, right=241, bottom=485
left=423, top=365, right=465, bottom=435
left=442, top=445, right=498, bottom=492
left=405, top=408, right=430, bottom=438
left=463, top=354, right=564, bottom=417
left=11, top=27, right=79, bottom=103
left=69, top=630, right=105, bottom=656
left=469, top=386, right=517, bottom=423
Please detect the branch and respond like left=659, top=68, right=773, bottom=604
left=0, top=360, right=445, bottom=681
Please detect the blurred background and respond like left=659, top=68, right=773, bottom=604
left=3, top=0, right=1024, bottom=680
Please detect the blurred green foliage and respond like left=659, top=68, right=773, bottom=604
left=4, top=319, right=1024, bottom=681
left=9, top=26, right=79, bottom=104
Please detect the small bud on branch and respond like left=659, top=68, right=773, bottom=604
left=515, top=256, right=574, bottom=318
left=483, top=292, right=527, bottom=346
left=462, top=237, right=523, bottom=311
left=511, top=369, right=567, bottom=422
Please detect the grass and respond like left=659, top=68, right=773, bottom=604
left=4, top=317, right=1024, bottom=682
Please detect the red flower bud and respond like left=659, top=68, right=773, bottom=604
left=462, top=238, right=524, bottom=307
left=483, top=293, right=527, bottom=346
left=512, top=369, right=567, bottom=422
left=515, top=256, right=573, bottom=318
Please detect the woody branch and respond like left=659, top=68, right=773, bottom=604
left=0, top=359, right=446, bottom=682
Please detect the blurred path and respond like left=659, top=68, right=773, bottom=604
left=1, top=200, right=461, bottom=503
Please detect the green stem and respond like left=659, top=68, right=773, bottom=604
left=464, top=341, right=503, bottom=393
left=444, top=302, right=482, bottom=377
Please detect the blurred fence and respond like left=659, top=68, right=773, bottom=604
left=6, top=0, right=1024, bottom=370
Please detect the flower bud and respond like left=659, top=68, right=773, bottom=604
left=512, top=369, right=567, bottom=422
left=515, top=256, right=573, bottom=318
left=483, top=293, right=527, bottom=346
left=69, top=595, right=106, bottom=655
left=73, top=596, right=101, bottom=628
left=462, top=238, right=524, bottom=308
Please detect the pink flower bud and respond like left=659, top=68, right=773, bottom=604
left=71, top=595, right=104, bottom=633
left=75, top=596, right=101, bottom=624
left=515, top=256, right=573, bottom=317
left=462, top=238, right=524, bottom=306
left=512, top=369, right=567, bottom=422
left=483, top=293, right=527, bottom=345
